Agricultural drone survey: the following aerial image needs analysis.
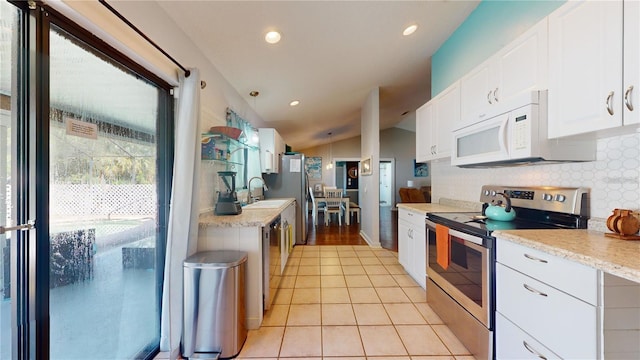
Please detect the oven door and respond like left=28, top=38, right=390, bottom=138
left=426, top=220, right=492, bottom=327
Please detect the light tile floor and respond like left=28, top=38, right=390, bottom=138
left=236, top=245, right=476, bottom=360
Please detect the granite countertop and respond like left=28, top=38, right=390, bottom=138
left=396, top=197, right=483, bottom=215
left=199, top=198, right=295, bottom=228
left=494, top=229, right=640, bottom=283
left=396, top=203, right=469, bottom=214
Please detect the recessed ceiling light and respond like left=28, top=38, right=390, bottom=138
left=289, top=100, right=300, bottom=107
left=403, top=24, right=418, bottom=36
left=265, top=31, right=281, bottom=44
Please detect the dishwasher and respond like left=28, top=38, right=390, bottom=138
left=262, top=215, right=281, bottom=311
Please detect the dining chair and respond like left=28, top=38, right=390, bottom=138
left=323, top=185, right=337, bottom=197
left=323, top=189, right=344, bottom=226
left=308, top=186, right=325, bottom=226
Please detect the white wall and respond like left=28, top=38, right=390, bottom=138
left=432, top=131, right=640, bottom=229
left=360, top=88, right=380, bottom=247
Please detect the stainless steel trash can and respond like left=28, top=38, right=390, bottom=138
left=182, top=250, right=248, bottom=359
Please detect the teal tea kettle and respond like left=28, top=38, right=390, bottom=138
left=485, top=192, right=516, bottom=221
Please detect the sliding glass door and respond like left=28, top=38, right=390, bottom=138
left=48, top=24, right=164, bottom=359
left=1, top=2, right=172, bottom=358
left=0, top=3, right=16, bottom=355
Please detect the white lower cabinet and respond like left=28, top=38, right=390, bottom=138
left=496, top=239, right=600, bottom=359
left=397, top=208, right=426, bottom=288
left=280, top=201, right=295, bottom=272
left=496, top=312, right=561, bottom=360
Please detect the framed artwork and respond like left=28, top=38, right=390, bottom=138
left=360, top=156, right=372, bottom=176
left=305, top=156, right=322, bottom=180
left=414, top=160, right=429, bottom=177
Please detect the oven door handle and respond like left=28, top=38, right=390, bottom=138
left=449, top=228, right=485, bottom=247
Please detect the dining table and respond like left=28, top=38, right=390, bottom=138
left=312, top=194, right=351, bottom=226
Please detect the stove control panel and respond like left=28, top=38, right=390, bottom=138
left=480, top=185, right=589, bottom=215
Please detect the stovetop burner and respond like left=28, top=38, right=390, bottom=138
left=427, top=185, right=590, bottom=239
left=427, top=211, right=570, bottom=238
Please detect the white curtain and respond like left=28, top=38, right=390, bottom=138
left=160, top=68, right=201, bottom=358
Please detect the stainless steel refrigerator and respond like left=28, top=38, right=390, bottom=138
left=263, top=153, right=308, bottom=244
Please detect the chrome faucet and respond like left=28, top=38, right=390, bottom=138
left=248, top=176, right=268, bottom=203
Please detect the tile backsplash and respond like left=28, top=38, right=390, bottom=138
left=432, top=131, right=640, bottom=227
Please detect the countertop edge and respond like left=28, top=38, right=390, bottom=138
left=199, top=198, right=295, bottom=228
left=494, top=229, right=640, bottom=284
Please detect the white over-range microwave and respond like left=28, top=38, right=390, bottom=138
left=451, top=90, right=596, bottom=168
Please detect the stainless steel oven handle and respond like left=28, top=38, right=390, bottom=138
left=448, top=228, right=484, bottom=247
left=523, top=340, right=548, bottom=360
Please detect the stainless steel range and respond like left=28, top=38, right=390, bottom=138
left=425, top=185, right=589, bottom=360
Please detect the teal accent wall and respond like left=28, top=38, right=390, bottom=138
left=432, top=0, right=565, bottom=95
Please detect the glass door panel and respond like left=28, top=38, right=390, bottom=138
left=49, top=25, right=160, bottom=359
left=1, top=2, right=19, bottom=357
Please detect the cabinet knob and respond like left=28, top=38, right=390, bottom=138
left=487, top=90, right=493, bottom=105
left=493, top=87, right=499, bottom=103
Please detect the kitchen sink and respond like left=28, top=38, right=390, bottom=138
left=242, top=199, right=289, bottom=209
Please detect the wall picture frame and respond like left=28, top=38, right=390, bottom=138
left=414, top=159, right=428, bottom=177
left=305, top=156, right=322, bottom=180
left=360, top=156, right=372, bottom=176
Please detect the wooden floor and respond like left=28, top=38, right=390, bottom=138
left=305, top=206, right=397, bottom=252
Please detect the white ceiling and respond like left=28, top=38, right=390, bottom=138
left=153, top=1, right=479, bottom=149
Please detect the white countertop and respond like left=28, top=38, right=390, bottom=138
left=199, top=198, right=295, bottom=228
left=494, top=229, right=640, bottom=283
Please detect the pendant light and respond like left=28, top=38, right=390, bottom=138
left=326, top=132, right=334, bottom=170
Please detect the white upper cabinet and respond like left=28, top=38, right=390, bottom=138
left=415, top=81, right=459, bottom=162
left=623, top=0, right=640, bottom=126
left=460, top=18, right=548, bottom=129
left=415, top=101, right=433, bottom=163
left=547, top=1, right=627, bottom=138
left=259, top=128, right=285, bottom=173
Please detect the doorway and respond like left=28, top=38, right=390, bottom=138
left=379, top=159, right=394, bottom=206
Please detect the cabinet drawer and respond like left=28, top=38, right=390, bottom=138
left=497, top=263, right=598, bottom=359
left=497, top=239, right=598, bottom=304
left=496, top=313, right=561, bottom=360
left=398, top=208, right=426, bottom=228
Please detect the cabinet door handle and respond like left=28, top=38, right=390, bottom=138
left=523, top=283, right=548, bottom=297
left=522, top=340, right=548, bottom=360
left=606, top=91, right=614, bottom=116
left=493, top=87, right=499, bottom=103
left=625, top=85, right=634, bottom=111
left=524, top=253, right=548, bottom=263
left=487, top=90, right=493, bottom=104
